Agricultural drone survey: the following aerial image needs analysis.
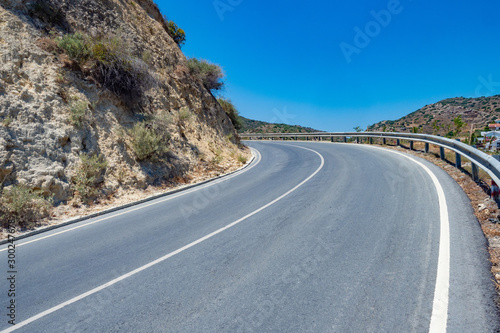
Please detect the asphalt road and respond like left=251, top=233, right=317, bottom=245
left=0, top=141, right=498, bottom=332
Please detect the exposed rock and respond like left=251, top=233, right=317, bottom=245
left=0, top=0, right=246, bottom=203
left=488, top=236, right=500, bottom=248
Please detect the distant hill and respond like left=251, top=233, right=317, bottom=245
left=238, top=116, right=322, bottom=134
left=368, top=95, right=500, bottom=135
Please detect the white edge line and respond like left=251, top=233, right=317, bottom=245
left=1, top=145, right=324, bottom=332
left=0, top=148, right=262, bottom=252
left=365, top=145, right=450, bottom=332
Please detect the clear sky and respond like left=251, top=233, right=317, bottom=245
left=158, top=0, right=500, bottom=131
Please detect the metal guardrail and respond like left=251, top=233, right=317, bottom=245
left=241, top=132, right=500, bottom=185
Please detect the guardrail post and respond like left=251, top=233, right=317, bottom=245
left=343, top=136, right=347, bottom=143
left=306, top=137, right=309, bottom=141
left=471, top=163, right=479, bottom=182
left=410, top=141, right=414, bottom=150
left=330, top=137, right=334, bottom=142
left=455, top=139, right=461, bottom=169
left=425, top=143, right=429, bottom=153
left=396, top=139, right=400, bottom=146
left=440, top=147, right=445, bottom=160
left=455, top=153, right=461, bottom=168
left=369, top=137, right=373, bottom=144
left=383, top=138, right=386, bottom=145
left=356, top=137, right=359, bottom=144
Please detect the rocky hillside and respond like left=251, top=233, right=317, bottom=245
left=0, top=0, right=248, bottom=220
left=368, top=95, right=500, bottom=135
left=238, top=116, right=322, bottom=134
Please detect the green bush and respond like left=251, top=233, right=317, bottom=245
left=164, top=18, right=186, bottom=48
left=0, top=185, right=52, bottom=228
left=211, top=148, right=223, bottom=165
left=57, top=32, right=155, bottom=103
left=2, top=116, right=13, bottom=127
left=57, top=33, right=89, bottom=61
left=73, top=153, right=107, bottom=202
left=129, top=123, right=164, bottom=161
left=69, top=100, right=87, bottom=128
left=217, top=97, right=242, bottom=130
left=186, top=58, right=224, bottom=92
left=237, top=154, right=247, bottom=164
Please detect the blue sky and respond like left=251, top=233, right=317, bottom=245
left=158, top=0, right=500, bottom=131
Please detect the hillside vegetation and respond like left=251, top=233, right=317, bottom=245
left=368, top=95, right=500, bottom=136
left=238, top=116, right=322, bottom=134
left=0, top=0, right=248, bottom=227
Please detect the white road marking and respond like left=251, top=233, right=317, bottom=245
left=365, top=145, right=450, bottom=332
left=1, top=145, right=324, bottom=332
left=0, top=149, right=262, bottom=252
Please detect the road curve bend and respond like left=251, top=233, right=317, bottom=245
left=0, top=141, right=498, bottom=332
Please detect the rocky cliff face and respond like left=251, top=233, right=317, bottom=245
left=0, top=0, right=246, bottom=205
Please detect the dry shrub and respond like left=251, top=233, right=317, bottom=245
left=36, top=37, right=59, bottom=53
left=56, top=32, right=156, bottom=105
left=186, top=58, right=224, bottom=92
left=0, top=185, right=52, bottom=229
left=73, top=153, right=107, bottom=203
left=129, top=123, right=165, bottom=161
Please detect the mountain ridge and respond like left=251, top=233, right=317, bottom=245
left=368, top=95, right=500, bottom=135
left=238, top=116, right=323, bottom=134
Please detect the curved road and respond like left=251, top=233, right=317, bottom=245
left=0, top=141, right=498, bottom=332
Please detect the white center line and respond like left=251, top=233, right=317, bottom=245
left=0, top=148, right=262, bottom=252
left=1, top=145, right=324, bottom=332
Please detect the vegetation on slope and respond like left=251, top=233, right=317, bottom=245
left=238, top=116, right=322, bottom=134
left=217, top=98, right=242, bottom=130
left=0, top=0, right=246, bottom=229
left=368, top=95, right=500, bottom=138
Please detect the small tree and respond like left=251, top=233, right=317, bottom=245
left=432, top=120, right=440, bottom=135
left=163, top=18, right=186, bottom=48
left=453, top=115, right=466, bottom=137
left=353, top=126, right=363, bottom=132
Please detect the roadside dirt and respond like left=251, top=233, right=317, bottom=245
left=0, top=156, right=250, bottom=240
